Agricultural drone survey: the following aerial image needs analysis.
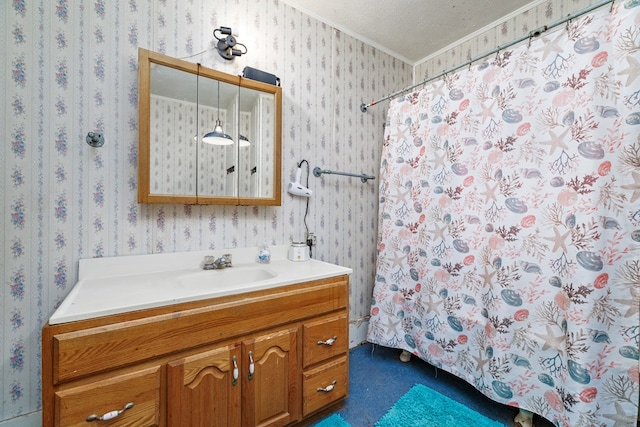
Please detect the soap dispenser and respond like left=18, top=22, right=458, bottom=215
left=257, top=244, right=271, bottom=264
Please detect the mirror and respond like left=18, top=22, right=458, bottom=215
left=138, top=48, right=282, bottom=205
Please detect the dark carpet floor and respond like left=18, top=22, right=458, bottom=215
left=336, top=343, right=556, bottom=427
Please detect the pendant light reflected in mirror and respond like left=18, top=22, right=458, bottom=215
left=203, top=78, right=234, bottom=145
left=203, top=119, right=234, bottom=145
left=239, top=134, right=250, bottom=147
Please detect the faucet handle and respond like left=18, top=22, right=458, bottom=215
left=202, top=255, right=216, bottom=270
left=223, top=254, right=232, bottom=267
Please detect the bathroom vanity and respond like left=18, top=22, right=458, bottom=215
left=42, top=246, right=351, bottom=426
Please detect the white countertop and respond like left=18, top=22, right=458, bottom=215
left=49, top=245, right=352, bottom=325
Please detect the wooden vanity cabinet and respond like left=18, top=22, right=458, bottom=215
left=42, top=275, right=349, bottom=427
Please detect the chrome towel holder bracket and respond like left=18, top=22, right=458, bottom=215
left=313, top=167, right=375, bottom=183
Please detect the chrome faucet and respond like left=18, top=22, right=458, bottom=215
left=202, top=254, right=232, bottom=270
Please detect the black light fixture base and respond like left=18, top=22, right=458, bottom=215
left=214, top=27, right=247, bottom=60
left=216, top=40, right=235, bottom=60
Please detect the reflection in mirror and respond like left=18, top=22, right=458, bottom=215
left=138, top=48, right=282, bottom=205
left=149, top=62, right=198, bottom=197
left=197, top=74, right=238, bottom=198
left=239, top=86, right=275, bottom=199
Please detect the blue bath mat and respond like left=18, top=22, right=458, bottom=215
left=375, top=383, right=506, bottom=427
left=312, top=413, right=351, bottom=427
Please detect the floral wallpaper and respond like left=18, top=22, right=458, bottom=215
left=1, top=0, right=409, bottom=422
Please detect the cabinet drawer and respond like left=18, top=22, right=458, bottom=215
left=54, top=366, right=161, bottom=427
left=302, top=355, right=348, bottom=417
left=303, top=312, right=348, bottom=367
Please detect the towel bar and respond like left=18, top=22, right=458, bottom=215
left=313, top=167, right=375, bottom=183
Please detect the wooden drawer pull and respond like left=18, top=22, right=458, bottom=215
left=317, top=336, right=337, bottom=346
left=317, top=380, right=337, bottom=393
left=86, top=402, right=134, bottom=422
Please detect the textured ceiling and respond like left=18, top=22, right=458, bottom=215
left=282, top=0, right=538, bottom=64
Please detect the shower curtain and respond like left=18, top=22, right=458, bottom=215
left=367, top=4, right=639, bottom=427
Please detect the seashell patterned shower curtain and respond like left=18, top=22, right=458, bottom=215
left=367, top=4, right=639, bottom=427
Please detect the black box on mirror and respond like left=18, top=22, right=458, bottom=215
left=242, top=66, right=280, bottom=86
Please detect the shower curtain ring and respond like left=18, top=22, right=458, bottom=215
left=609, top=0, right=615, bottom=12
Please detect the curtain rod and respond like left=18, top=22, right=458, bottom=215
left=360, top=0, right=614, bottom=113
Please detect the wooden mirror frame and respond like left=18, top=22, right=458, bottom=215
left=137, top=48, right=282, bottom=205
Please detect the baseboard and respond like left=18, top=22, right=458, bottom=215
left=0, top=412, right=41, bottom=427
left=349, top=319, right=369, bottom=348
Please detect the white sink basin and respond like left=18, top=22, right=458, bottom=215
left=178, top=266, right=277, bottom=290
left=48, top=246, right=352, bottom=325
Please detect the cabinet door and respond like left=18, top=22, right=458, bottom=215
left=242, top=327, right=300, bottom=427
left=167, top=344, right=241, bottom=427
